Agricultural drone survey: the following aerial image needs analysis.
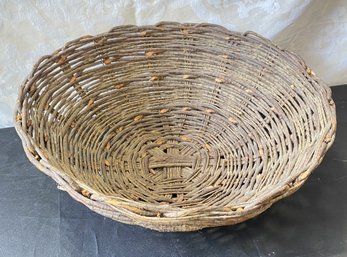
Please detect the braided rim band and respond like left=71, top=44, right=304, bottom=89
left=14, top=22, right=336, bottom=232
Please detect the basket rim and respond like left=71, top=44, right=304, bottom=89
left=13, top=22, right=337, bottom=231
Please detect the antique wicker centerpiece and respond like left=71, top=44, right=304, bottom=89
left=15, top=22, right=336, bottom=232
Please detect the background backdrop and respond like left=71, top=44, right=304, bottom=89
left=1, top=0, right=347, bottom=128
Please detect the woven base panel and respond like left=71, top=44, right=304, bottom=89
left=15, top=22, right=336, bottom=232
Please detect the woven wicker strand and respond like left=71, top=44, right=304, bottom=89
left=15, top=22, right=336, bottom=232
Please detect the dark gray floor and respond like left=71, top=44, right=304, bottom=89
left=1, top=86, right=347, bottom=257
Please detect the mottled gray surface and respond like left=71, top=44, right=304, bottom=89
left=1, top=86, right=347, bottom=257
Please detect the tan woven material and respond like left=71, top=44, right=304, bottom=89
left=14, top=22, right=336, bottom=232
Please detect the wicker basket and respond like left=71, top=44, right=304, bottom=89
left=15, top=22, right=336, bottom=232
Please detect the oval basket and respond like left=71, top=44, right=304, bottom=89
left=15, top=22, right=336, bottom=232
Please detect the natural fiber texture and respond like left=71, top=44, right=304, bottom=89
left=15, top=22, right=336, bottom=232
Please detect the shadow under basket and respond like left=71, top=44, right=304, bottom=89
left=14, top=22, right=336, bottom=232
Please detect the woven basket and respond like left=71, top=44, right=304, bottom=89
left=15, top=22, right=336, bottom=232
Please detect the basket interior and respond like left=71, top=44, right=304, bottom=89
left=22, top=25, right=332, bottom=210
